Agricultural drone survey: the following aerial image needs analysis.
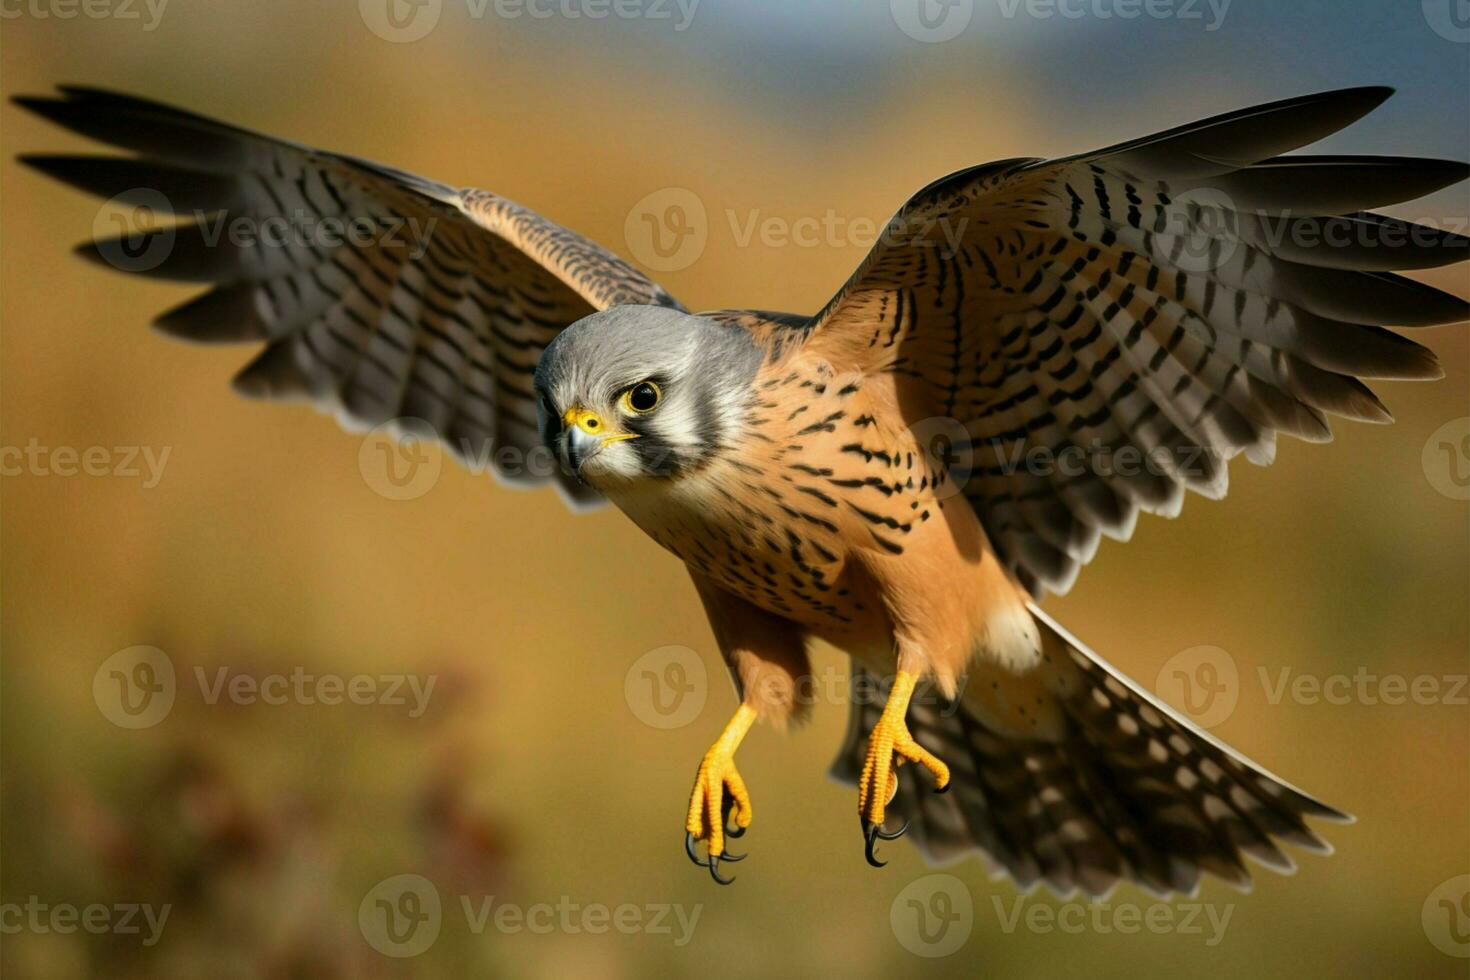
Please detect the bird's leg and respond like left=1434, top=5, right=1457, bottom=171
left=857, top=669, right=950, bottom=867
left=685, top=702, right=756, bottom=884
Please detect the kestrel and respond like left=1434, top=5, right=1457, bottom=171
left=18, top=85, right=1468, bottom=894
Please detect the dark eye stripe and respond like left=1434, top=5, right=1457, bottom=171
left=538, top=395, right=561, bottom=431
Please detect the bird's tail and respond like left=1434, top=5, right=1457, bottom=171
left=830, top=605, right=1350, bottom=898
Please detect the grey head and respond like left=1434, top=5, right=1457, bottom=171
left=533, top=306, right=763, bottom=487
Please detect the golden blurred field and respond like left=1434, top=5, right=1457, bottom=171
left=2, top=3, right=1468, bottom=978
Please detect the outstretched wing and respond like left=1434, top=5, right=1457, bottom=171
left=16, top=85, right=683, bottom=510
left=804, top=87, right=1469, bottom=596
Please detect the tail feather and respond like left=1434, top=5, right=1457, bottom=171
left=830, top=607, right=1348, bottom=898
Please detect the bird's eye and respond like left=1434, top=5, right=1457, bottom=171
left=622, top=381, right=662, bottom=414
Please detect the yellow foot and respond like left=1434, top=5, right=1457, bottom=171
left=858, top=670, right=950, bottom=868
left=685, top=704, right=756, bottom=885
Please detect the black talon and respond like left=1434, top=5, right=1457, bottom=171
left=863, top=816, right=910, bottom=868
left=863, top=822, right=888, bottom=868
left=707, top=855, right=736, bottom=885
left=934, top=779, right=951, bottom=795
left=721, top=796, right=747, bottom=838
left=689, top=828, right=745, bottom=876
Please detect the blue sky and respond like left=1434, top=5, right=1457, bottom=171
left=489, top=0, right=1468, bottom=157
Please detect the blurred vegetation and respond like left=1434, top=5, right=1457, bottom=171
left=2, top=3, right=1467, bottom=978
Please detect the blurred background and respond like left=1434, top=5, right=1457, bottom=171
left=2, top=1, right=1467, bottom=976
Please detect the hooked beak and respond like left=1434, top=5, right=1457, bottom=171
left=561, top=405, right=637, bottom=475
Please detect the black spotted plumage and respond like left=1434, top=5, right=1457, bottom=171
left=807, top=86, right=1468, bottom=597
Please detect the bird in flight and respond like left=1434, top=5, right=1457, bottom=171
left=17, top=85, right=1467, bottom=893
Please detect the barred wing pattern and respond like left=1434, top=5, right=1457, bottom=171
left=834, top=607, right=1349, bottom=897
left=17, top=86, right=682, bottom=509
left=806, top=88, right=1469, bottom=597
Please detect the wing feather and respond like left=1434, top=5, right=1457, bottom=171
left=16, top=85, right=684, bottom=511
left=805, top=87, right=1468, bottom=597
